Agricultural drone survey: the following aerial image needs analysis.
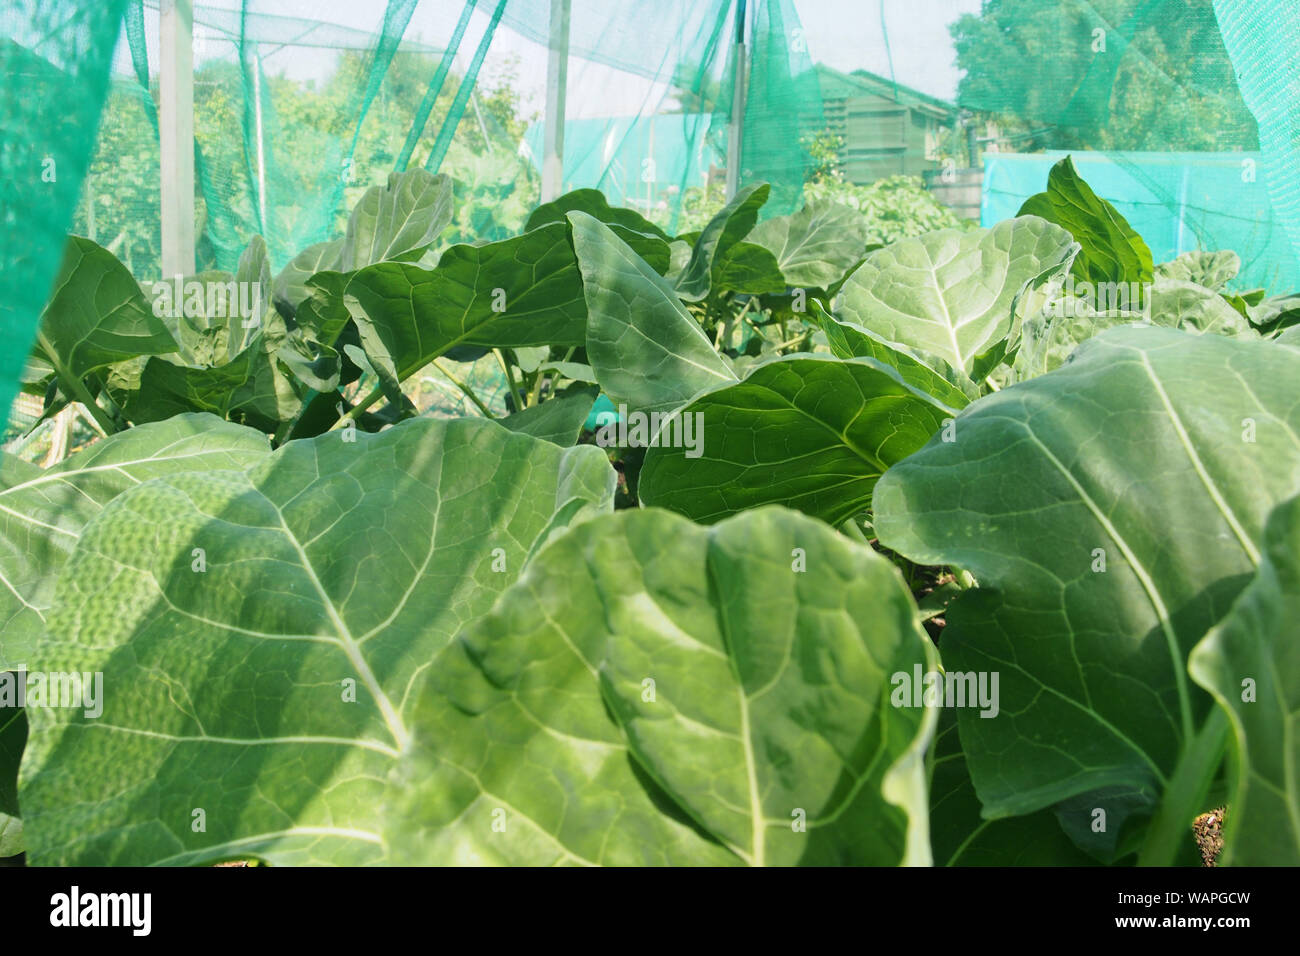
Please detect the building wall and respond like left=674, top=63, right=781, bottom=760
left=824, top=88, right=947, bottom=183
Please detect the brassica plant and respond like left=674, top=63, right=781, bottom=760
left=3, top=157, right=1297, bottom=866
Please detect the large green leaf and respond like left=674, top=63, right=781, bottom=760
left=384, top=506, right=938, bottom=865
left=525, top=188, right=672, bottom=273
left=639, top=354, right=962, bottom=526
left=498, top=387, right=597, bottom=446
left=713, top=241, right=786, bottom=295
left=0, top=704, right=24, bottom=857
left=837, top=216, right=1077, bottom=378
left=674, top=183, right=770, bottom=301
left=875, top=327, right=1300, bottom=856
left=273, top=239, right=344, bottom=314
left=570, top=212, right=735, bottom=416
left=746, top=200, right=869, bottom=290
left=526, top=188, right=670, bottom=239
left=34, top=237, right=176, bottom=384
left=0, top=415, right=271, bottom=672
left=1018, top=155, right=1153, bottom=287
left=338, top=169, right=453, bottom=271
left=811, top=301, right=975, bottom=408
left=1155, top=250, right=1240, bottom=292
left=1013, top=278, right=1256, bottom=381
left=929, top=711, right=1101, bottom=866
left=1189, top=494, right=1300, bottom=865
left=345, top=222, right=587, bottom=386
left=20, top=418, right=614, bottom=865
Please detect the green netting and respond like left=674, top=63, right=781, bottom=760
left=0, top=0, right=129, bottom=421
left=712, top=0, right=825, bottom=217
left=5, top=0, right=1300, bottom=424
left=1214, top=0, right=1300, bottom=288
left=939, top=0, right=1291, bottom=293
left=74, top=0, right=769, bottom=276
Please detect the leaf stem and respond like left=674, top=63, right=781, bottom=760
left=1137, top=707, right=1228, bottom=867
left=431, top=359, right=495, bottom=418
left=840, top=518, right=870, bottom=544
left=773, top=331, right=811, bottom=353
left=951, top=566, right=978, bottom=589
left=331, top=385, right=383, bottom=430
left=526, top=365, right=546, bottom=409
left=37, top=333, right=120, bottom=435
left=495, top=349, right=525, bottom=412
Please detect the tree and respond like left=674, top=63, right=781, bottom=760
left=949, top=0, right=1257, bottom=152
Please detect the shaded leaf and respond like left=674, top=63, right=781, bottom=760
left=875, top=327, right=1300, bottom=856
left=675, top=183, right=770, bottom=301
left=0, top=415, right=271, bottom=672
left=385, top=506, right=938, bottom=865
left=498, top=387, right=597, bottom=446
left=640, top=354, right=961, bottom=526
left=1189, top=493, right=1300, bottom=865
left=714, top=241, right=786, bottom=295
left=929, top=711, right=1100, bottom=866
left=20, top=418, right=614, bottom=865
left=570, top=212, right=735, bottom=417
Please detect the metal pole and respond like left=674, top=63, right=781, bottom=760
left=254, top=50, right=267, bottom=232
left=160, top=0, right=195, bottom=276
left=725, top=0, right=748, bottom=200
left=541, top=0, right=570, bottom=202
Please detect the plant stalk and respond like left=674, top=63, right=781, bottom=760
left=840, top=518, right=870, bottom=544
left=37, top=333, right=120, bottom=435
left=495, top=349, right=525, bottom=412
left=432, top=359, right=495, bottom=418
left=1138, top=707, right=1229, bottom=867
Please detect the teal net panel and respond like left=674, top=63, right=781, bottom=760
left=6, top=0, right=1300, bottom=420
left=1, top=0, right=129, bottom=420
left=1214, top=0, right=1300, bottom=295
left=70, top=0, right=822, bottom=278
left=983, top=150, right=1298, bottom=293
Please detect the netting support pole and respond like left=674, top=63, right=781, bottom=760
left=725, top=0, right=748, bottom=201
left=160, top=0, right=195, bottom=276
left=541, top=0, right=571, bottom=202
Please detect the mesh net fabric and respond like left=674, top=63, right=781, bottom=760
left=1, top=0, right=129, bottom=423
left=3, top=0, right=1300, bottom=420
